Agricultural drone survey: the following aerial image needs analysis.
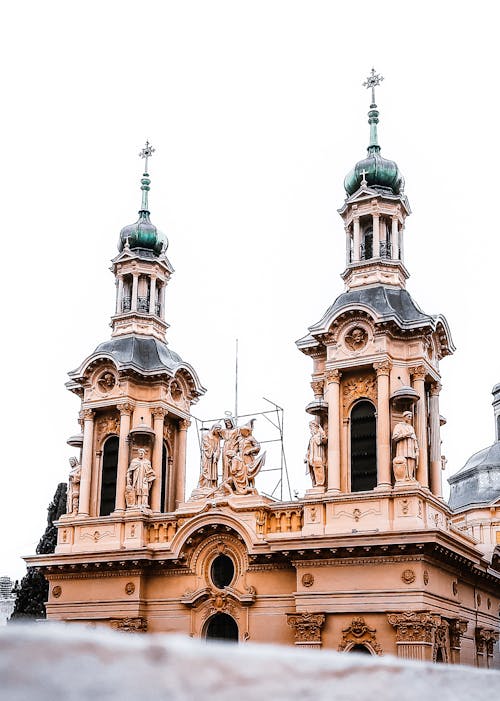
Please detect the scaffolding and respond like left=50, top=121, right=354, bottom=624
left=192, top=397, right=292, bottom=502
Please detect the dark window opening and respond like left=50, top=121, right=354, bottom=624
left=361, top=229, right=373, bottom=260
left=496, top=415, right=500, bottom=442
left=350, top=401, right=377, bottom=492
left=99, top=435, right=119, bottom=516
left=348, top=644, right=372, bottom=654
left=210, top=554, right=235, bottom=589
left=435, top=648, right=444, bottom=663
left=205, top=613, right=238, bottom=642
left=160, top=442, right=168, bottom=512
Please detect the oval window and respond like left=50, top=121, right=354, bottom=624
left=210, top=554, right=235, bottom=589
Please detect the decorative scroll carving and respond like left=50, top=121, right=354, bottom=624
left=342, top=374, right=376, bottom=412
left=387, top=611, right=440, bottom=643
left=449, top=619, right=467, bottom=650
left=110, top=617, right=147, bottom=633
left=344, top=327, right=368, bottom=352
left=338, top=616, right=382, bottom=655
left=201, top=592, right=239, bottom=622
left=287, top=612, right=325, bottom=646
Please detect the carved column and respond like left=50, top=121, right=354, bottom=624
left=149, top=276, right=157, bottom=315
left=175, top=419, right=190, bottom=507
left=353, top=216, right=360, bottom=262
left=373, top=212, right=380, bottom=258
left=429, top=382, right=442, bottom=498
left=159, top=284, right=166, bottom=318
left=476, top=628, right=499, bottom=668
left=345, top=226, right=351, bottom=265
left=131, top=272, right=139, bottom=312
left=151, top=407, right=167, bottom=512
left=78, top=409, right=95, bottom=517
left=387, top=611, right=440, bottom=662
left=374, top=360, right=392, bottom=490
left=410, top=365, right=429, bottom=488
left=116, top=277, right=123, bottom=314
left=287, top=612, right=325, bottom=649
left=115, top=403, right=132, bottom=511
left=391, top=216, right=399, bottom=260
left=326, top=369, right=341, bottom=492
left=449, top=619, right=468, bottom=664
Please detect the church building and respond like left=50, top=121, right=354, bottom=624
left=27, top=72, right=500, bottom=667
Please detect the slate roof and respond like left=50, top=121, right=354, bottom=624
left=448, top=442, right=500, bottom=511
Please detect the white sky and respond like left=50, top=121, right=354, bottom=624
left=1, top=1, right=499, bottom=581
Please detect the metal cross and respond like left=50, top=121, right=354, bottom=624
left=363, top=68, right=384, bottom=105
left=139, top=140, right=155, bottom=173
left=360, top=168, right=367, bottom=183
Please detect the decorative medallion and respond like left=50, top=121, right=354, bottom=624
left=301, top=573, right=314, bottom=588
left=97, top=371, right=116, bottom=393
left=452, top=580, right=458, bottom=596
left=170, top=380, right=183, bottom=401
left=401, top=569, right=416, bottom=585
left=52, top=585, right=62, bottom=598
left=487, top=597, right=491, bottom=610
left=344, top=326, right=368, bottom=352
left=423, top=570, right=429, bottom=586
left=476, top=593, right=482, bottom=607
left=125, top=582, right=135, bottom=595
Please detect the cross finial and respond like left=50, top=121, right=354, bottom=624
left=139, top=140, right=155, bottom=174
left=363, top=68, right=384, bottom=106
left=360, top=168, right=367, bottom=185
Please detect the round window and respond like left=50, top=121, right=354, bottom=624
left=210, top=554, right=235, bottom=589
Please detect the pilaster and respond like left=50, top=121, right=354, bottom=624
left=78, top=409, right=95, bottom=517
left=175, top=419, right=190, bottom=508
left=374, top=360, right=392, bottom=490
left=429, top=382, right=442, bottom=498
left=151, top=407, right=167, bottom=512
left=410, top=365, right=429, bottom=488
left=326, top=369, right=341, bottom=493
left=115, top=402, right=133, bottom=512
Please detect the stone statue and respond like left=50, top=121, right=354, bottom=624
left=305, top=421, right=327, bottom=487
left=198, top=424, right=223, bottom=489
left=126, top=448, right=155, bottom=508
left=224, top=421, right=266, bottom=495
left=392, top=411, right=419, bottom=481
left=66, top=456, right=81, bottom=515
left=221, top=416, right=240, bottom=481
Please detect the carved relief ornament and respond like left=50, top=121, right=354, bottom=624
left=81, top=408, right=95, bottom=421
left=387, top=611, right=440, bottom=643
left=287, top=612, right=325, bottom=646
left=373, top=360, right=392, bottom=376
left=151, top=406, right=167, bottom=419
left=476, top=628, right=499, bottom=655
left=344, top=326, right=368, bottom=352
left=449, top=619, right=467, bottom=650
left=110, top=617, right=147, bottom=633
left=326, top=369, right=341, bottom=384
left=117, top=402, right=133, bottom=416
left=342, top=374, right=377, bottom=412
left=338, top=616, right=382, bottom=655
left=409, top=365, right=426, bottom=382
left=310, top=380, right=324, bottom=398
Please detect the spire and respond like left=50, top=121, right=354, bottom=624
left=139, top=140, right=155, bottom=212
left=363, top=68, right=384, bottom=154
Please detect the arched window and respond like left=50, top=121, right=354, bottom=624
left=160, top=441, right=168, bottom=512
left=350, top=401, right=377, bottom=492
left=205, top=613, right=238, bottom=642
left=347, top=644, right=372, bottom=654
left=361, top=228, right=373, bottom=260
left=99, top=436, right=119, bottom=516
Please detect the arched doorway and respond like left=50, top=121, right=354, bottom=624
left=350, top=401, right=377, bottom=492
left=99, top=435, right=119, bottom=516
left=347, top=644, right=372, bottom=654
left=205, top=613, right=239, bottom=642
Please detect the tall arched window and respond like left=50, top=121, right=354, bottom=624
left=205, top=613, right=238, bottom=642
left=160, top=441, right=168, bottom=513
left=350, top=401, right=377, bottom=492
left=99, top=435, right=119, bottom=516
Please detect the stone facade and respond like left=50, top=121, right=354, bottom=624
left=27, top=97, right=500, bottom=667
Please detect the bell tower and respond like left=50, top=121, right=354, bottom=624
left=62, top=143, right=205, bottom=544
left=297, top=71, right=455, bottom=499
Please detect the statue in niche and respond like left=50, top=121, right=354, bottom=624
left=126, top=448, right=155, bottom=509
left=221, top=415, right=241, bottom=481
left=66, top=456, right=81, bottom=515
left=198, top=424, right=223, bottom=489
left=392, top=411, right=419, bottom=481
left=305, top=421, right=327, bottom=487
left=222, top=420, right=266, bottom=495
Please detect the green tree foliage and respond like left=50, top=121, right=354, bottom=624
left=10, top=483, right=67, bottom=621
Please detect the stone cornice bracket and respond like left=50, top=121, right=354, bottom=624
left=117, top=402, right=134, bottom=415
left=373, top=360, right=392, bottom=376
left=338, top=616, right=383, bottom=655
left=325, top=369, right=342, bottom=385
left=287, top=612, right=325, bottom=648
left=151, top=406, right=167, bottom=419
left=387, top=611, right=441, bottom=643
left=110, top=617, right=147, bottom=633
left=409, top=365, right=427, bottom=382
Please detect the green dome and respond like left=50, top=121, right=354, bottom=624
left=118, top=210, right=167, bottom=256
left=344, top=150, right=403, bottom=196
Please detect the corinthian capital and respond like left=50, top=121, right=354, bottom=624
left=151, top=406, right=167, bottom=419
left=117, top=402, right=133, bottom=416
left=409, top=365, right=426, bottom=381
left=310, top=380, right=324, bottom=398
left=325, top=369, right=341, bottom=384
left=287, top=612, right=325, bottom=645
left=429, top=382, right=442, bottom=397
left=373, top=360, right=392, bottom=376
left=179, top=418, right=191, bottom=430
left=81, top=408, right=95, bottom=421
left=387, top=611, right=440, bottom=643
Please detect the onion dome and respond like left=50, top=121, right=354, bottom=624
left=118, top=142, right=168, bottom=256
left=344, top=69, right=404, bottom=196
